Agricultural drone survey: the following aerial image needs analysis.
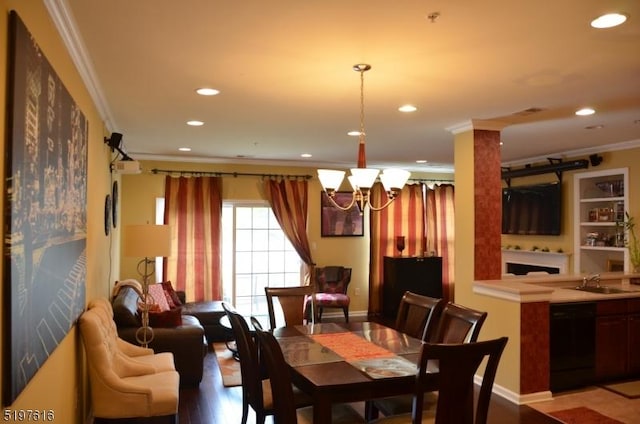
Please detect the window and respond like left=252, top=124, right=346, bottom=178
left=222, top=203, right=302, bottom=326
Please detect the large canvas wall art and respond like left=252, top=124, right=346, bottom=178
left=3, top=11, right=88, bottom=405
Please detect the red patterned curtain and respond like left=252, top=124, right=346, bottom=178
left=263, top=178, right=315, bottom=284
left=163, top=176, right=222, bottom=302
left=368, top=183, right=425, bottom=315
left=425, top=184, right=455, bottom=302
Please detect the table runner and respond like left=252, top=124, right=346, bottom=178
left=310, top=332, right=417, bottom=379
left=310, top=332, right=396, bottom=361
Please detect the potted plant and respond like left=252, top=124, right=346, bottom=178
left=623, top=212, right=640, bottom=274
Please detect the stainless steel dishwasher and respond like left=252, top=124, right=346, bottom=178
left=549, top=302, right=596, bottom=392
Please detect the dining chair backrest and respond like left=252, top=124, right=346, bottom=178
left=413, top=337, right=508, bottom=424
left=222, top=302, right=267, bottom=424
left=265, top=285, right=315, bottom=329
left=254, top=327, right=299, bottom=424
left=431, top=302, right=487, bottom=344
left=394, top=291, right=445, bottom=341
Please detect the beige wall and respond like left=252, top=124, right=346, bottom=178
left=461, top=141, right=640, bottom=396
left=501, top=147, right=640, bottom=269
left=2, top=2, right=638, bottom=418
left=0, top=1, right=115, bottom=421
left=120, top=160, right=452, bottom=313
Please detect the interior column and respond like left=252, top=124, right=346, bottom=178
left=451, top=121, right=504, bottom=304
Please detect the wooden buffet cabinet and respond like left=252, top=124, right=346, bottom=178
left=382, top=256, right=443, bottom=320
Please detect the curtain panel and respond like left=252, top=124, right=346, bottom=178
left=368, top=183, right=425, bottom=315
left=369, top=183, right=455, bottom=314
left=425, top=184, right=455, bottom=302
left=163, top=176, right=222, bottom=302
left=263, top=178, right=315, bottom=284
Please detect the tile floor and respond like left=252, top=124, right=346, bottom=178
left=528, top=386, right=640, bottom=423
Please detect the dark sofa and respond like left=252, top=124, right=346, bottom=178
left=112, top=286, right=207, bottom=386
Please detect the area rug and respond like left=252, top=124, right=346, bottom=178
left=602, top=380, right=640, bottom=399
left=213, top=342, right=241, bottom=387
left=548, top=406, right=624, bottom=424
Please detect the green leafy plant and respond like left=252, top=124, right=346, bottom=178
left=623, top=212, right=640, bottom=270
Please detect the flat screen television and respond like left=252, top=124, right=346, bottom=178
left=502, top=182, right=562, bottom=235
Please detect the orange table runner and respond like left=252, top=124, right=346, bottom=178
left=310, top=332, right=395, bottom=361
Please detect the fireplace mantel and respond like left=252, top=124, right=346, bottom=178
left=502, top=249, right=570, bottom=274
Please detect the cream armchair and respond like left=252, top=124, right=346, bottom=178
left=79, top=299, right=179, bottom=423
left=88, top=298, right=176, bottom=373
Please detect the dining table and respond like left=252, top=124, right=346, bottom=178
left=272, top=321, right=432, bottom=423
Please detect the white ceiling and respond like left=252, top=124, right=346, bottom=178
left=50, top=0, right=640, bottom=174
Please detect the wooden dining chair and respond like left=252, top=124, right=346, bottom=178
left=253, top=327, right=366, bottom=424
left=394, top=291, right=445, bottom=341
left=369, top=337, right=509, bottom=424
left=222, top=302, right=312, bottom=424
left=431, top=302, right=488, bottom=344
left=265, top=285, right=316, bottom=329
left=366, top=302, right=488, bottom=420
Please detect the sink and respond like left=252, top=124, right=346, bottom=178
left=572, top=286, right=627, bottom=294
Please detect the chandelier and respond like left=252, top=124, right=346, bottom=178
left=317, top=64, right=410, bottom=213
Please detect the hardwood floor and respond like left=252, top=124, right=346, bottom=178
left=177, top=347, right=561, bottom=424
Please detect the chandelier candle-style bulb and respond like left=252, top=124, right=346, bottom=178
left=317, top=63, right=410, bottom=212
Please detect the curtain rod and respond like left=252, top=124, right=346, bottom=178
left=150, top=168, right=313, bottom=180
left=149, top=168, right=451, bottom=184
left=409, top=178, right=454, bottom=184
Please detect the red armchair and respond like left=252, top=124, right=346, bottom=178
left=313, top=266, right=352, bottom=322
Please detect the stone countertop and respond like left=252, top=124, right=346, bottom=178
left=473, top=272, right=640, bottom=303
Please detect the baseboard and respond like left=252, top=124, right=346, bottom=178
left=474, top=375, right=553, bottom=405
left=316, top=309, right=368, bottom=321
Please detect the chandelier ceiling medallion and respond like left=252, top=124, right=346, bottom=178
left=317, top=64, right=411, bottom=213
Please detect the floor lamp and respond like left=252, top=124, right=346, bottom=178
left=123, top=224, right=172, bottom=347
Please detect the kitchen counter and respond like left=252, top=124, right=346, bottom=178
left=473, top=272, right=640, bottom=303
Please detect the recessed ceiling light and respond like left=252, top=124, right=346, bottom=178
left=416, top=159, right=427, bottom=164
left=591, top=13, right=627, bottom=29
left=399, top=105, right=417, bottom=113
left=347, top=131, right=362, bottom=137
left=178, top=147, right=191, bottom=152
left=187, top=120, right=204, bottom=126
left=576, top=108, right=596, bottom=116
left=196, top=87, right=220, bottom=96
left=585, top=124, right=605, bottom=130
left=301, top=153, right=312, bottom=158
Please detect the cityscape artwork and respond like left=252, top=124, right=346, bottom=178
left=3, top=11, right=88, bottom=405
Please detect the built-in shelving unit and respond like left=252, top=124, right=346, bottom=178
left=574, top=168, right=629, bottom=273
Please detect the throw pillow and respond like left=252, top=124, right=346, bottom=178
left=148, top=283, right=171, bottom=311
left=161, top=281, right=182, bottom=307
left=148, top=307, right=182, bottom=327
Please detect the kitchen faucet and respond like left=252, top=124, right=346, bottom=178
left=580, top=273, right=601, bottom=289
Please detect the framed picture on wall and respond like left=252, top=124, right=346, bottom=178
left=320, top=192, right=364, bottom=237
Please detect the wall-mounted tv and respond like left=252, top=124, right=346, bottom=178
left=502, top=182, right=562, bottom=235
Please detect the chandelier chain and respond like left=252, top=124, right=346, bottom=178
left=359, top=67, right=366, bottom=142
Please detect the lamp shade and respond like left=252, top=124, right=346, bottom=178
left=317, top=169, right=346, bottom=191
left=380, top=169, right=411, bottom=191
left=124, top=224, right=172, bottom=258
left=349, top=168, right=380, bottom=190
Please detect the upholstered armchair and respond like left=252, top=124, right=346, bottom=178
left=313, top=266, right=352, bottom=322
left=79, top=300, right=180, bottom=423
